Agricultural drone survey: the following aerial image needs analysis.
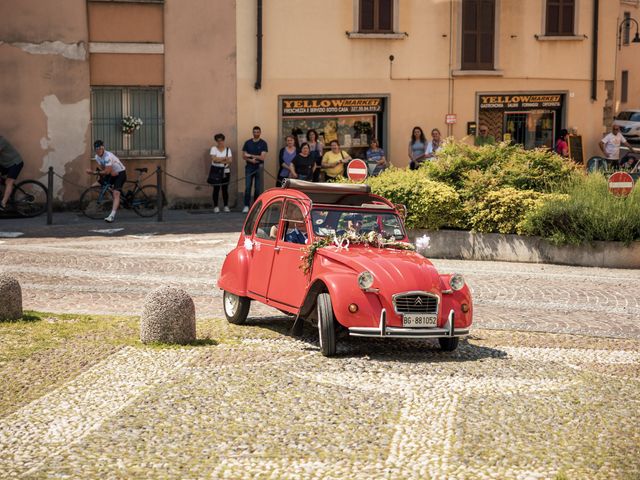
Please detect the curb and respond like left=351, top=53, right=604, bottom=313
left=408, top=230, right=640, bottom=269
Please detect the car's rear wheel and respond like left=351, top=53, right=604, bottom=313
left=438, top=337, right=459, bottom=352
left=223, top=290, right=250, bottom=325
left=317, top=293, right=336, bottom=357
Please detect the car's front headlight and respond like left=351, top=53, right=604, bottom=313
left=449, top=273, right=465, bottom=291
left=357, top=271, right=374, bottom=290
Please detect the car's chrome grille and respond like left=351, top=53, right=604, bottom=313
left=394, top=293, right=438, bottom=315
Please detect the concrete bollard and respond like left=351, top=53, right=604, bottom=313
left=140, top=286, right=196, bottom=344
left=0, top=274, right=23, bottom=321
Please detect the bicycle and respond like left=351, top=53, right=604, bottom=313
left=79, top=168, right=164, bottom=219
left=0, top=174, right=48, bottom=217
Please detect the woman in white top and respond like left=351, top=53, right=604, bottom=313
left=210, top=133, right=232, bottom=213
left=425, top=128, right=443, bottom=160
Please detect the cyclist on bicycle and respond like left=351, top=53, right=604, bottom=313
left=599, top=125, right=637, bottom=168
left=86, top=140, right=126, bottom=223
left=0, top=135, right=25, bottom=212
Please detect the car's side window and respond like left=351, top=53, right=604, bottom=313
left=282, top=202, right=308, bottom=245
left=255, top=201, right=283, bottom=240
left=243, top=201, right=263, bottom=236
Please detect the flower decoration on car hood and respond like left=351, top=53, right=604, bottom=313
left=299, top=232, right=415, bottom=274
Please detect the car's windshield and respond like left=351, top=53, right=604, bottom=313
left=311, top=209, right=406, bottom=240
left=617, top=111, right=640, bottom=122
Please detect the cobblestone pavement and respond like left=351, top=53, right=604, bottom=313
left=1, top=326, right=639, bottom=479
left=1, top=213, right=639, bottom=338
left=1, top=214, right=639, bottom=478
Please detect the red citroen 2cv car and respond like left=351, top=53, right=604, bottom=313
left=218, top=180, right=472, bottom=356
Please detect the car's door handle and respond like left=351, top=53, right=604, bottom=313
left=274, top=246, right=281, bottom=252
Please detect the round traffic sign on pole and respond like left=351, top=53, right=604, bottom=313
left=608, top=172, right=635, bottom=197
left=347, top=159, right=368, bottom=182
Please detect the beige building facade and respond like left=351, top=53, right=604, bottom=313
left=237, top=0, right=637, bottom=189
left=1, top=0, right=237, bottom=204
left=2, top=1, right=637, bottom=206
left=615, top=0, right=640, bottom=112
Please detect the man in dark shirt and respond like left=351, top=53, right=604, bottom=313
left=242, top=126, right=268, bottom=213
left=0, top=136, right=25, bottom=211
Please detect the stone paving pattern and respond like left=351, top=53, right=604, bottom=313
left=0, top=212, right=639, bottom=478
left=1, top=212, right=639, bottom=339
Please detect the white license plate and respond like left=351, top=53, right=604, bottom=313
left=403, top=314, right=437, bottom=328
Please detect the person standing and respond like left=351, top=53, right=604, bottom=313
left=474, top=124, right=496, bottom=146
left=0, top=136, right=25, bottom=211
left=86, top=140, right=126, bottom=223
left=306, top=129, right=324, bottom=182
left=277, top=135, right=298, bottom=186
left=291, top=142, right=316, bottom=181
left=242, top=126, right=268, bottom=213
left=425, top=128, right=443, bottom=160
left=321, top=140, right=351, bottom=181
left=555, top=129, right=569, bottom=158
left=408, top=126, right=427, bottom=170
left=599, top=124, right=635, bottom=168
left=209, top=133, right=232, bottom=213
left=365, top=138, right=387, bottom=176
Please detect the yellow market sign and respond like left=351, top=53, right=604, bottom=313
left=282, top=97, right=383, bottom=116
left=479, top=94, right=563, bottom=110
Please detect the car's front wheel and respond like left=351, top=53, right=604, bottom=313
left=223, top=291, right=250, bottom=325
left=438, top=337, right=459, bottom=352
left=317, top=293, right=336, bottom=357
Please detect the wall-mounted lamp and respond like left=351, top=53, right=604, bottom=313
left=618, top=16, right=640, bottom=50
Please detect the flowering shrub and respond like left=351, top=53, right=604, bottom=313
left=366, top=167, right=464, bottom=230
left=121, top=116, right=143, bottom=134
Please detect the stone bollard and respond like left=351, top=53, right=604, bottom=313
left=0, top=273, right=23, bottom=321
left=140, top=286, right=196, bottom=344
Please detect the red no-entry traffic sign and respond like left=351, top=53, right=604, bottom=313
left=347, top=159, right=368, bottom=181
left=608, top=172, right=635, bottom=197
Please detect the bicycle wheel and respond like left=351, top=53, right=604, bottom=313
left=80, top=186, right=113, bottom=219
left=132, top=185, right=161, bottom=217
left=12, top=180, right=48, bottom=217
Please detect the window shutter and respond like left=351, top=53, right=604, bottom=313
left=546, top=0, right=574, bottom=36
left=546, top=1, right=560, bottom=35
left=621, top=71, right=629, bottom=104
left=462, top=0, right=494, bottom=70
left=378, top=0, right=393, bottom=32
left=360, top=0, right=375, bottom=32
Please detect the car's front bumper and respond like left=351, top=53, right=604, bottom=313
left=348, top=309, right=470, bottom=339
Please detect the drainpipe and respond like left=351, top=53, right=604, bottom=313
left=591, top=0, right=599, bottom=100
left=254, top=0, right=263, bottom=90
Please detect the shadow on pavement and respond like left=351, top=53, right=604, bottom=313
left=244, top=315, right=508, bottom=362
left=0, top=210, right=248, bottom=239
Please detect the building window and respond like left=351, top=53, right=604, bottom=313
left=91, top=87, right=164, bottom=157
left=546, top=0, right=575, bottom=36
left=623, top=12, right=631, bottom=45
left=621, top=71, right=629, bottom=103
left=461, top=0, right=495, bottom=70
left=359, top=0, right=394, bottom=33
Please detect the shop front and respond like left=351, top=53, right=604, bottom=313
left=477, top=93, right=566, bottom=149
left=279, top=95, right=388, bottom=159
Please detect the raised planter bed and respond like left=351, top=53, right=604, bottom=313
left=409, top=230, right=640, bottom=269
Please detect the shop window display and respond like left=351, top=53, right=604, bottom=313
left=282, top=115, right=377, bottom=159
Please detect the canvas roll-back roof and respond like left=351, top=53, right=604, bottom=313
left=281, top=179, right=393, bottom=208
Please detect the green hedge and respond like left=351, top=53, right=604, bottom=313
left=366, top=168, right=463, bottom=230
left=520, top=173, right=640, bottom=245
left=424, top=141, right=580, bottom=197
left=344, top=141, right=638, bottom=244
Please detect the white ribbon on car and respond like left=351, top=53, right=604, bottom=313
left=334, top=236, right=349, bottom=250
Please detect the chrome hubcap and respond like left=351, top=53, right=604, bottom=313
left=225, top=292, right=239, bottom=316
